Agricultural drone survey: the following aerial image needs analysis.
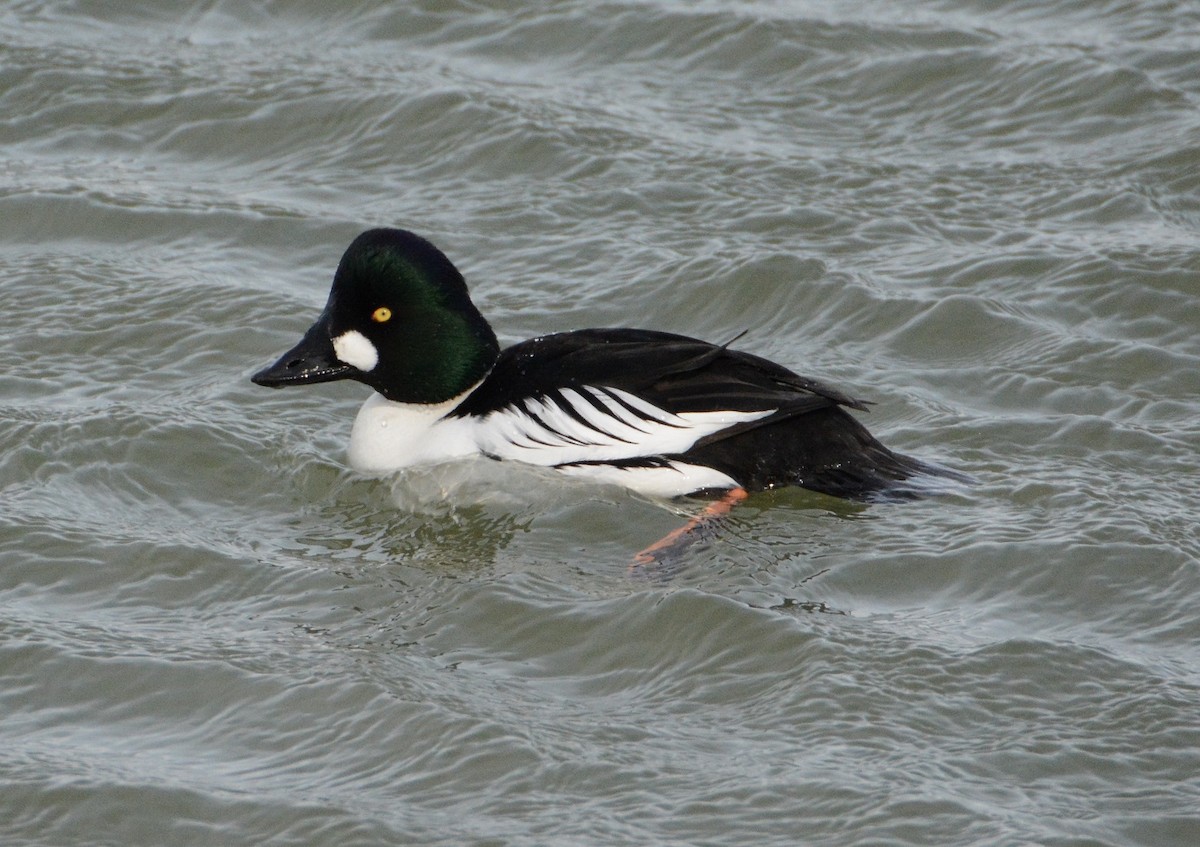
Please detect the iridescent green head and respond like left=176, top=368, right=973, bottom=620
left=252, top=229, right=500, bottom=404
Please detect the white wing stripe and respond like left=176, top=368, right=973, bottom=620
left=525, top=393, right=609, bottom=445
left=558, top=388, right=639, bottom=443
left=473, top=385, right=776, bottom=466
left=488, top=407, right=549, bottom=450
left=599, top=387, right=690, bottom=427
left=518, top=399, right=589, bottom=445
left=582, top=386, right=654, bottom=433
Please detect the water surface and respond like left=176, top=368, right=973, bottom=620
left=2, top=1, right=1199, bottom=845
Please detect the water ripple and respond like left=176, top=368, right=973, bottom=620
left=4, top=1, right=1200, bottom=845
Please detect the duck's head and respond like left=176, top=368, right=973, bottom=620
left=251, top=228, right=500, bottom=404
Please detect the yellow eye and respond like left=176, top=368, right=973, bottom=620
left=371, top=306, right=392, bottom=323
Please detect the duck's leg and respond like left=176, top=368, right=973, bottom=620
left=631, top=486, right=749, bottom=570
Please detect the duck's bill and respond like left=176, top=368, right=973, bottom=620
left=251, top=321, right=353, bottom=388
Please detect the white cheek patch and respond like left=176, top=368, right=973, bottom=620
left=332, top=330, right=379, bottom=372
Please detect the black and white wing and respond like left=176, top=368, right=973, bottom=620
left=450, top=328, right=863, bottom=468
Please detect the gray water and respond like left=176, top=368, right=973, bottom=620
left=3, top=1, right=1200, bottom=845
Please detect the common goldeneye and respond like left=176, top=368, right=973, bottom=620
left=252, top=228, right=964, bottom=502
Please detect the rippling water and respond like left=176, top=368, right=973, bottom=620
left=3, top=1, right=1200, bottom=844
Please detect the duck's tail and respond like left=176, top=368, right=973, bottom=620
left=685, top=405, right=972, bottom=501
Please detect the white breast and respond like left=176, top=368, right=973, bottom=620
left=346, top=391, right=477, bottom=474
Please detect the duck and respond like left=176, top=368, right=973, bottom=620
left=251, top=228, right=966, bottom=505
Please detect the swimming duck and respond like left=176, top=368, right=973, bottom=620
left=252, top=228, right=962, bottom=502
